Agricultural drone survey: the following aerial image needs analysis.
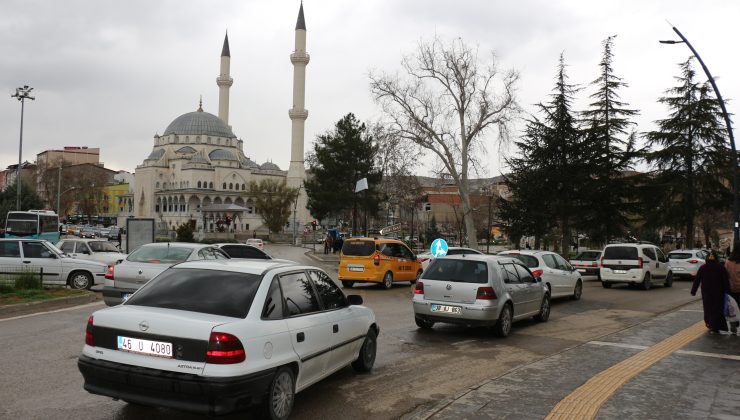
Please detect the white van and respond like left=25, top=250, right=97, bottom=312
left=600, top=243, right=673, bottom=290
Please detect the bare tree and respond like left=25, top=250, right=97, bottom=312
left=370, top=36, right=519, bottom=247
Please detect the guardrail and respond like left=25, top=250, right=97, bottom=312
left=0, top=266, right=44, bottom=288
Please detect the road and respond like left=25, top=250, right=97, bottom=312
left=0, top=244, right=699, bottom=419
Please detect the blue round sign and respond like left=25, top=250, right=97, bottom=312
left=431, top=238, right=449, bottom=257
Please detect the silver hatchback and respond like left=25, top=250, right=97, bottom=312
left=412, top=255, right=550, bottom=337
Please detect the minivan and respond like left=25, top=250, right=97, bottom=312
left=338, top=237, right=422, bottom=289
left=600, top=243, right=673, bottom=290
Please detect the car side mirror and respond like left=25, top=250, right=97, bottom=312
left=347, top=295, right=363, bottom=306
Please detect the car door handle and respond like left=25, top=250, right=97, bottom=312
left=333, top=324, right=339, bottom=333
left=297, top=332, right=305, bottom=342
left=22, top=261, right=31, bottom=264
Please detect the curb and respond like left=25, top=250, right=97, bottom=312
left=0, top=291, right=99, bottom=319
left=304, top=250, right=340, bottom=264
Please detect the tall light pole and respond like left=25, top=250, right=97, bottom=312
left=660, top=26, right=739, bottom=247
left=292, top=183, right=303, bottom=246
left=11, top=85, right=35, bottom=211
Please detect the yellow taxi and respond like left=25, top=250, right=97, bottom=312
left=338, top=237, right=422, bottom=289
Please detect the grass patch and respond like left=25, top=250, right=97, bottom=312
left=0, top=288, right=87, bottom=306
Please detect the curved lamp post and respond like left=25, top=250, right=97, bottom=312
left=660, top=26, right=739, bottom=247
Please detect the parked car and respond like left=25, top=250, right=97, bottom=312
left=213, top=243, right=272, bottom=260
left=245, top=238, right=264, bottom=250
left=600, top=243, right=673, bottom=290
left=56, top=239, right=127, bottom=266
left=102, top=243, right=230, bottom=306
left=80, top=227, right=96, bottom=239
left=498, top=250, right=583, bottom=300
left=413, top=254, right=550, bottom=336
left=667, top=249, right=708, bottom=280
left=106, top=227, right=121, bottom=240
left=0, top=239, right=107, bottom=289
left=338, top=237, right=422, bottom=289
left=79, top=259, right=378, bottom=417
left=417, top=247, right=484, bottom=271
left=569, top=250, right=603, bottom=280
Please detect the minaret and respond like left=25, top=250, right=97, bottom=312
left=288, top=2, right=310, bottom=227
left=217, top=32, right=233, bottom=125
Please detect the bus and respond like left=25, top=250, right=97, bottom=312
left=4, top=210, right=60, bottom=242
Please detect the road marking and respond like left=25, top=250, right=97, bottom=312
left=546, top=320, right=707, bottom=420
left=588, top=340, right=740, bottom=361
left=588, top=341, right=648, bottom=351
left=452, top=339, right=477, bottom=346
left=678, top=309, right=703, bottom=312
left=0, top=301, right=103, bottom=322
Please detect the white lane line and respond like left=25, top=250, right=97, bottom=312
left=0, top=301, right=103, bottom=322
left=587, top=340, right=740, bottom=362
left=452, top=339, right=477, bottom=346
left=678, top=309, right=703, bottom=312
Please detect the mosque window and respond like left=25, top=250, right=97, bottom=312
left=241, top=184, right=245, bottom=191
left=222, top=182, right=227, bottom=190
left=229, top=183, right=233, bottom=190
left=207, top=137, right=211, bottom=144
left=174, top=136, right=179, bottom=144
left=196, top=136, right=201, bottom=143
left=186, top=136, right=190, bottom=143
left=155, top=204, right=160, bottom=212
left=156, top=182, right=160, bottom=189
left=209, top=182, right=213, bottom=189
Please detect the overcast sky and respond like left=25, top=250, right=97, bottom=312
left=1, top=0, right=738, bottom=178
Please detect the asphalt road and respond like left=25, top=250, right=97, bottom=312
left=0, top=244, right=700, bottom=420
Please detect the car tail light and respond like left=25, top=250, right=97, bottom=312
left=104, top=265, right=114, bottom=280
left=688, top=259, right=699, bottom=264
left=85, top=316, right=94, bottom=346
left=414, top=281, right=424, bottom=295
left=476, top=286, right=497, bottom=300
left=591, top=262, right=598, bottom=267
left=600, top=257, right=604, bottom=268
left=531, top=269, right=544, bottom=278
left=206, top=332, right=245, bottom=364
left=373, top=254, right=380, bottom=266
left=638, top=257, right=643, bottom=268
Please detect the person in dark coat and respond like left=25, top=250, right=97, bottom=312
left=691, top=250, right=730, bottom=333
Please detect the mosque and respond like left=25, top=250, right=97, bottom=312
left=133, top=3, right=311, bottom=236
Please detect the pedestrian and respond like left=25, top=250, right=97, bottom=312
left=116, top=229, right=122, bottom=245
left=253, top=230, right=257, bottom=239
left=725, top=246, right=740, bottom=308
left=691, top=250, right=730, bottom=333
left=525, top=242, right=531, bottom=250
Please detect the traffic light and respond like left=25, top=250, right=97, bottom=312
left=311, top=220, right=317, bottom=230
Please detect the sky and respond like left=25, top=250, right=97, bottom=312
left=1, top=0, right=738, bottom=179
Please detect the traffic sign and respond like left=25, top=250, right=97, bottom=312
left=431, top=238, right=448, bottom=257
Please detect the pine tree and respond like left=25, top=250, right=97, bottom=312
left=643, top=58, right=731, bottom=248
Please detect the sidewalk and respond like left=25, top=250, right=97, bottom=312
left=305, top=249, right=340, bottom=263
left=408, top=301, right=740, bottom=420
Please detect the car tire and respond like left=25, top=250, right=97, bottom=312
left=415, top=316, right=434, bottom=329
left=69, top=271, right=92, bottom=290
left=381, top=272, right=393, bottom=289
left=642, top=273, right=652, bottom=291
left=342, top=281, right=354, bottom=288
left=351, top=328, right=377, bottom=373
left=601, top=281, right=612, bottom=289
left=534, top=294, right=550, bottom=322
left=664, top=272, right=673, bottom=288
left=264, top=366, right=295, bottom=420
left=571, top=279, right=583, bottom=300
left=493, top=303, right=513, bottom=337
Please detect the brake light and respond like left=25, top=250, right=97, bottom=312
left=476, top=286, right=497, bottom=300
left=85, top=316, right=94, bottom=346
left=531, top=269, right=544, bottom=278
left=688, top=259, right=699, bottom=264
left=373, top=254, right=380, bottom=266
left=206, top=332, right=245, bottom=364
left=600, top=257, right=604, bottom=268
left=591, top=262, right=597, bottom=267
left=638, top=257, right=643, bottom=268
left=104, top=265, right=114, bottom=280
left=414, top=281, right=424, bottom=295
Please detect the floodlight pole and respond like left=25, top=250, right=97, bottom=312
left=11, top=85, right=35, bottom=211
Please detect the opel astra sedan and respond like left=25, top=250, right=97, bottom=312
left=78, top=259, right=378, bottom=418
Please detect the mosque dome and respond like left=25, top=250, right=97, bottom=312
left=242, top=157, right=260, bottom=169
left=164, top=110, right=235, bottom=138
left=146, top=148, right=165, bottom=160
left=260, top=161, right=281, bottom=171
left=189, top=153, right=211, bottom=164
left=209, top=149, right=238, bottom=161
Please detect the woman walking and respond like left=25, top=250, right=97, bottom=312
left=725, top=246, right=740, bottom=308
left=691, top=250, right=730, bottom=333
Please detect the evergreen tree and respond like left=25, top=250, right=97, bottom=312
left=643, top=58, right=731, bottom=248
left=0, top=182, right=44, bottom=227
left=305, top=113, right=382, bottom=233
left=248, top=180, right=299, bottom=234
left=580, top=36, right=638, bottom=244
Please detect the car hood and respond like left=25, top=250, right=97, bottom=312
left=61, top=258, right=107, bottom=269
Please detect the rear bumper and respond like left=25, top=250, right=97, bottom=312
left=78, top=354, right=274, bottom=415
left=413, top=299, right=501, bottom=326
left=599, top=269, right=644, bottom=283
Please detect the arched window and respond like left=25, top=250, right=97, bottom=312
left=197, top=181, right=201, bottom=188
left=209, top=182, right=213, bottom=189
left=222, top=182, right=227, bottom=190
left=241, top=183, right=246, bottom=191
left=229, top=182, right=233, bottom=190
left=155, top=182, right=160, bottom=189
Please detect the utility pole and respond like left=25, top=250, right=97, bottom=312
left=11, top=85, right=35, bottom=210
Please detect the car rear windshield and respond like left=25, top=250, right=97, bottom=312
left=127, top=246, right=192, bottom=264
left=574, top=251, right=601, bottom=260
left=88, top=241, right=119, bottom=252
left=424, top=259, right=489, bottom=284
left=125, top=268, right=262, bottom=318
left=668, top=252, right=692, bottom=260
left=604, top=246, right=638, bottom=260
left=342, top=240, right=376, bottom=256
left=503, top=254, right=539, bottom=268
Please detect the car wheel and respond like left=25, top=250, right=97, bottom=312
left=264, top=366, right=295, bottom=420
left=342, top=281, right=354, bottom=288
left=664, top=272, right=673, bottom=288
left=493, top=303, right=513, bottom=337
left=571, top=279, right=583, bottom=300
left=534, top=294, right=550, bottom=322
left=642, top=273, right=652, bottom=290
left=601, top=281, right=612, bottom=289
left=382, top=272, right=393, bottom=289
left=69, top=271, right=92, bottom=290
left=351, top=328, right=377, bottom=373
left=415, top=316, right=434, bottom=329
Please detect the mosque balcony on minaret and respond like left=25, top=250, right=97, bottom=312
left=288, top=109, right=309, bottom=120
left=217, top=76, right=234, bottom=87
left=290, top=52, right=310, bottom=65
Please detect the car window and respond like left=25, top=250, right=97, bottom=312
left=198, top=248, right=217, bottom=260
left=424, top=259, right=488, bottom=284
left=505, top=254, right=539, bottom=268
left=279, top=271, right=321, bottom=316
left=261, top=278, right=285, bottom=320
left=342, top=240, right=376, bottom=256
left=655, top=248, right=666, bottom=262
left=398, top=244, right=414, bottom=259
left=88, top=241, right=119, bottom=252
left=222, top=245, right=270, bottom=259
left=553, top=254, right=571, bottom=270
left=78, top=243, right=91, bottom=254
left=308, top=270, right=348, bottom=310
left=379, top=243, right=393, bottom=256
left=22, top=242, right=55, bottom=259
left=211, top=248, right=229, bottom=259
left=642, top=247, right=657, bottom=261
left=127, top=246, right=192, bottom=264
left=0, top=241, right=21, bottom=258
left=604, top=246, right=638, bottom=260
left=126, top=268, right=261, bottom=318
left=59, top=241, right=75, bottom=253
left=501, top=263, right=520, bottom=284
left=514, top=264, right=535, bottom=283
left=542, top=254, right=558, bottom=269
left=574, top=251, right=601, bottom=260
left=668, top=252, right=692, bottom=259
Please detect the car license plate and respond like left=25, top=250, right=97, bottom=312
left=122, top=293, right=131, bottom=302
left=117, top=336, right=173, bottom=358
left=614, top=269, right=627, bottom=274
left=348, top=265, right=365, bottom=272
left=577, top=268, right=586, bottom=273
left=431, top=304, right=462, bottom=315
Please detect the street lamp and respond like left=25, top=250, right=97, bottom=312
left=660, top=26, right=739, bottom=247
left=292, top=183, right=303, bottom=246
left=10, top=85, right=35, bottom=211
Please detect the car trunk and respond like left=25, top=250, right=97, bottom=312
left=114, top=261, right=172, bottom=290
left=421, top=259, right=489, bottom=304
left=602, top=246, right=641, bottom=270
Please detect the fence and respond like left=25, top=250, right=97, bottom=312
left=0, top=266, right=44, bottom=289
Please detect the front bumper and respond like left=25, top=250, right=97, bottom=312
left=78, top=354, right=274, bottom=415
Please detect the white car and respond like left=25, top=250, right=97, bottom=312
left=600, top=243, right=673, bottom=290
left=246, top=238, right=264, bottom=250
left=667, top=249, right=708, bottom=280
left=569, top=250, right=602, bottom=280
left=78, top=259, right=378, bottom=418
left=56, top=239, right=127, bottom=266
left=498, top=250, right=583, bottom=299
left=418, top=247, right=484, bottom=271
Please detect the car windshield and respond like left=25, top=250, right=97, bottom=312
left=668, top=252, right=693, bottom=260
left=125, top=268, right=262, bottom=318
left=574, top=251, right=601, bottom=260
left=503, top=253, right=539, bottom=268
left=127, top=246, right=192, bottom=264
left=424, top=259, right=489, bottom=284
left=88, top=241, right=119, bottom=252
left=45, top=242, right=66, bottom=257
left=604, top=246, right=638, bottom=260
left=342, top=240, right=376, bottom=256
